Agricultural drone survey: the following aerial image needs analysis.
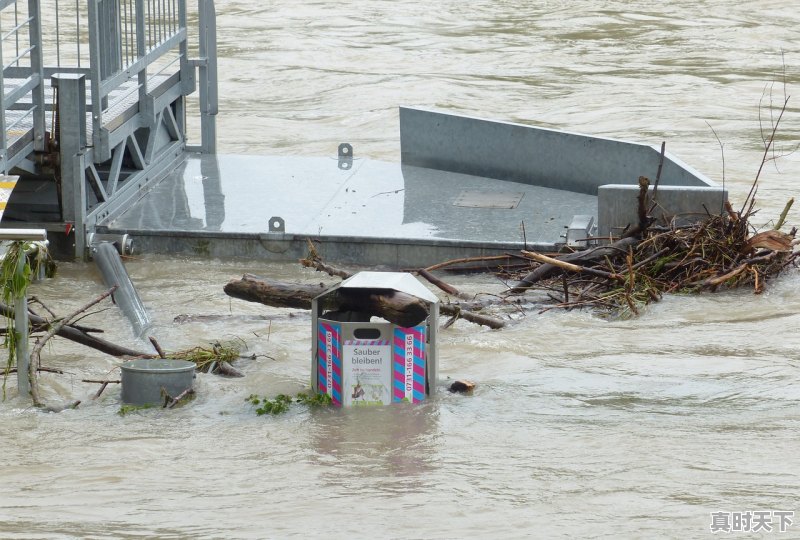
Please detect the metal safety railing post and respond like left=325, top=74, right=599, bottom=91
left=0, top=228, right=47, bottom=397
left=14, top=254, right=29, bottom=395
left=198, top=0, right=217, bottom=153
left=27, top=0, right=46, bottom=152
left=51, top=73, right=87, bottom=257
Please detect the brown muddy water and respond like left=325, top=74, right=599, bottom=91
left=2, top=1, right=800, bottom=538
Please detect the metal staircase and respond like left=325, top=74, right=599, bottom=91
left=0, top=0, right=217, bottom=258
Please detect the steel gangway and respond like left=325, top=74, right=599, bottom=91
left=0, top=0, right=216, bottom=257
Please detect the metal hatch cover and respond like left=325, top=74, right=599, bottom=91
left=452, top=190, right=525, bottom=209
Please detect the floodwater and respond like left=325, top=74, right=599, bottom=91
left=3, top=1, right=800, bottom=538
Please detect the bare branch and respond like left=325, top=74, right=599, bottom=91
left=706, top=121, right=726, bottom=190
left=28, top=286, right=118, bottom=408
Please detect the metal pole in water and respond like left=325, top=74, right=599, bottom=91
left=0, top=229, right=47, bottom=397
left=14, top=255, right=30, bottom=397
left=93, top=242, right=152, bottom=338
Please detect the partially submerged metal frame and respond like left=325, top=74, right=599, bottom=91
left=0, top=0, right=217, bottom=258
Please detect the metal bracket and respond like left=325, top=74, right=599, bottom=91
left=338, top=143, right=353, bottom=170
left=87, top=232, right=134, bottom=256
left=563, top=215, right=596, bottom=247
left=268, top=216, right=285, bottom=233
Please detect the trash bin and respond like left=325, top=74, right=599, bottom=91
left=120, top=358, right=195, bottom=406
left=311, top=272, right=439, bottom=407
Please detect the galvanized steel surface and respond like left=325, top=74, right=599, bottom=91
left=120, top=358, right=195, bottom=406
left=92, top=241, right=152, bottom=337
left=104, top=153, right=597, bottom=264
left=399, top=106, right=716, bottom=194
left=104, top=106, right=721, bottom=257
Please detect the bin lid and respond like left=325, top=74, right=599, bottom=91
left=338, top=271, right=439, bottom=303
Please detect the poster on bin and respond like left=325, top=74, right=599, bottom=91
left=342, top=338, right=392, bottom=407
left=392, top=325, right=427, bottom=404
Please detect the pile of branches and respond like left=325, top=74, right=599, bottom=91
left=509, top=86, right=799, bottom=316
left=509, top=188, right=797, bottom=317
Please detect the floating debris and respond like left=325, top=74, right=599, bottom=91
left=449, top=380, right=476, bottom=393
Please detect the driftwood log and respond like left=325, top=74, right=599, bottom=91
left=299, top=257, right=507, bottom=329
left=226, top=272, right=506, bottom=329
left=510, top=236, right=640, bottom=293
left=4, top=302, right=243, bottom=379
left=224, top=274, right=430, bottom=327
left=223, top=274, right=328, bottom=310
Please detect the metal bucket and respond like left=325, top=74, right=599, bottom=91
left=120, top=359, right=196, bottom=406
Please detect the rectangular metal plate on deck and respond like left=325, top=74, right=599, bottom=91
left=452, top=190, right=524, bottom=209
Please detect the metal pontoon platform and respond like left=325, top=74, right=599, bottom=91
left=95, top=105, right=726, bottom=267
left=1, top=0, right=726, bottom=265
left=99, top=152, right=597, bottom=266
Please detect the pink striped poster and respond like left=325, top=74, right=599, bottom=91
left=317, top=321, right=342, bottom=406
left=392, top=325, right=427, bottom=403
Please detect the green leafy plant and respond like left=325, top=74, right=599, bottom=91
left=171, top=341, right=240, bottom=372
left=246, top=391, right=332, bottom=416
left=247, top=393, right=292, bottom=415
left=118, top=403, right=156, bottom=416
left=1, top=242, right=34, bottom=398
left=295, top=391, right=332, bottom=407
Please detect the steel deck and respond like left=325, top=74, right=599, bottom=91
left=98, top=152, right=598, bottom=267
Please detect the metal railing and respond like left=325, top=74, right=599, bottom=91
left=0, top=0, right=45, bottom=174
left=1, top=0, right=215, bottom=174
left=87, top=0, right=188, bottom=159
left=2, top=0, right=190, bottom=160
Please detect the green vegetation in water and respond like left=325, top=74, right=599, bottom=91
left=170, top=341, right=240, bottom=372
left=246, top=391, right=332, bottom=416
left=118, top=403, right=156, bottom=416
left=247, top=393, right=292, bottom=415
left=295, top=391, right=333, bottom=407
left=0, top=241, right=53, bottom=399
left=1, top=242, right=27, bottom=396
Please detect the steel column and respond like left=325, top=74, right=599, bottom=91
left=52, top=73, right=88, bottom=259
left=198, top=0, right=217, bottom=153
left=14, top=255, right=30, bottom=396
left=27, top=0, right=46, bottom=151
